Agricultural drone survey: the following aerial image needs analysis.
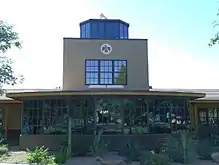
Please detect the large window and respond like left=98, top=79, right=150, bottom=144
left=22, top=98, right=95, bottom=135
left=22, top=97, right=189, bottom=135
left=95, top=98, right=123, bottom=134
left=22, top=99, right=68, bottom=135
left=199, top=108, right=219, bottom=126
left=85, top=59, right=127, bottom=85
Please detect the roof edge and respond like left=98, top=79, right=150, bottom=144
left=63, top=38, right=148, bottom=41
left=6, top=89, right=205, bottom=98
left=79, top=19, right=129, bottom=27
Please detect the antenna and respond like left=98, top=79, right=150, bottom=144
left=100, top=13, right=107, bottom=19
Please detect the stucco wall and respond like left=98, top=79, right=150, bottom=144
left=63, top=39, right=149, bottom=90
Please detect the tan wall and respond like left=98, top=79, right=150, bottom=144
left=195, top=103, right=219, bottom=108
left=0, top=103, right=22, bottom=130
left=7, top=104, right=22, bottom=129
left=0, top=103, right=22, bottom=145
left=63, top=39, right=149, bottom=90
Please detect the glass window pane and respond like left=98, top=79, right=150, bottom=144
left=85, top=23, right=90, bottom=38
left=105, top=23, right=115, bottom=39
left=91, top=23, right=98, bottom=38
left=120, top=24, right=124, bottom=39
left=123, top=25, right=128, bottom=39
left=114, top=23, right=120, bottom=39
left=86, top=60, right=91, bottom=66
left=81, top=24, right=86, bottom=38
left=99, top=22, right=105, bottom=39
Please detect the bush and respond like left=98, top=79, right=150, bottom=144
left=73, top=136, right=90, bottom=156
left=165, top=136, right=184, bottom=163
left=54, top=152, right=67, bottom=164
left=119, top=140, right=142, bottom=162
left=27, top=146, right=57, bottom=165
left=54, top=139, right=67, bottom=163
left=140, top=151, right=170, bottom=165
left=90, top=130, right=109, bottom=157
left=0, top=145, right=8, bottom=155
left=196, top=139, right=213, bottom=160
left=158, top=132, right=191, bottom=164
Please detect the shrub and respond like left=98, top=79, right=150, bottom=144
left=27, top=146, right=57, bottom=165
left=72, top=136, right=90, bottom=156
left=140, top=151, right=170, bottom=165
left=161, top=132, right=190, bottom=163
left=0, top=144, right=8, bottom=155
left=54, top=152, right=67, bottom=164
left=54, top=139, right=67, bottom=163
left=90, top=130, right=109, bottom=157
left=196, top=138, right=213, bottom=160
left=119, top=140, right=142, bottom=162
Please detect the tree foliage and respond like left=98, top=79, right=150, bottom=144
left=209, top=22, right=219, bottom=46
left=209, top=10, right=219, bottom=47
left=0, top=21, right=24, bottom=92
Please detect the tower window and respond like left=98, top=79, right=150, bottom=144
left=85, top=59, right=127, bottom=85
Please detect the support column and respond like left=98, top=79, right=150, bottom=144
left=194, top=104, right=199, bottom=133
left=4, top=108, right=8, bottom=138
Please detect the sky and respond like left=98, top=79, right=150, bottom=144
left=0, top=0, right=219, bottom=89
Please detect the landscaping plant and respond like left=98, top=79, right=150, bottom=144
left=119, top=140, right=142, bottom=162
left=90, top=129, right=109, bottom=157
left=196, top=138, right=213, bottom=160
left=54, top=140, right=67, bottom=164
left=0, top=138, right=8, bottom=156
left=73, top=135, right=90, bottom=156
left=27, top=146, right=57, bottom=165
left=161, top=131, right=190, bottom=164
left=0, top=144, right=8, bottom=156
left=140, top=150, right=170, bottom=165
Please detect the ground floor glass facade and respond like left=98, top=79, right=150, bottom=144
left=21, top=96, right=190, bottom=135
left=199, top=108, right=219, bottom=126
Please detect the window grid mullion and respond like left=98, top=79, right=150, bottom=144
left=85, top=59, right=127, bottom=85
left=112, top=60, right=115, bottom=84
left=98, top=60, right=101, bottom=85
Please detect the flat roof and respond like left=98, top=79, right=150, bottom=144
left=63, top=37, right=148, bottom=41
left=150, top=88, right=219, bottom=102
left=5, top=88, right=205, bottom=98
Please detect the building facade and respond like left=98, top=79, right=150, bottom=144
left=2, top=18, right=217, bottom=150
left=63, top=38, right=149, bottom=90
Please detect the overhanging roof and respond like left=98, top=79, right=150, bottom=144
left=5, top=88, right=205, bottom=98
left=0, top=93, right=21, bottom=103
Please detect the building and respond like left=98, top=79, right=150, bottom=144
left=1, top=17, right=218, bottom=150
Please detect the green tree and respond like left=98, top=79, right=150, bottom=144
left=0, top=21, right=24, bottom=93
left=209, top=22, right=219, bottom=46
left=114, top=65, right=127, bottom=85
left=209, top=9, right=219, bottom=46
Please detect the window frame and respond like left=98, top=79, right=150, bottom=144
left=85, top=59, right=128, bottom=85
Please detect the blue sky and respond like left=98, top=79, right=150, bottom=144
left=0, top=0, right=219, bottom=89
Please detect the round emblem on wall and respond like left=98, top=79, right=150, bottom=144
left=100, top=43, right=112, bottom=55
